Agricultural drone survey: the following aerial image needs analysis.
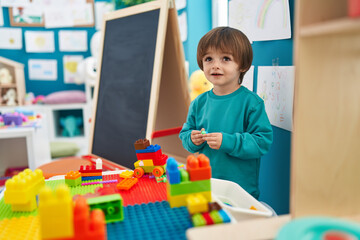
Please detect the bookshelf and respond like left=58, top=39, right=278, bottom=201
left=291, top=0, right=360, bottom=217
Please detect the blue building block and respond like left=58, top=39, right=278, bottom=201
left=106, top=201, right=192, bottom=240
left=218, top=209, right=231, bottom=223
left=82, top=176, right=103, bottom=181
left=135, top=144, right=161, bottom=153
left=166, top=157, right=180, bottom=184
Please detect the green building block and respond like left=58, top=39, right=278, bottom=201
left=192, top=213, right=206, bottom=227
left=87, top=194, right=124, bottom=223
left=167, top=179, right=211, bottom=196
left=65, top=177, right=81, bottom=187
left=209, top=210, right=223, bottom=224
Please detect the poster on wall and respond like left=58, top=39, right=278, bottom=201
left=256, top=66, right=294, bottom=131
left=0, top=28, right=22, bottom=49
left=59, top=30, right=88, bottom=52
left=0, top=0, right=31, bottom=7
left=228, top=0, right=291, bottom=41
left=25, top=31, right=55, bottom=52
left=28, top=59, right=57, bottom=80
left=63, top=55, right=83, bottom=84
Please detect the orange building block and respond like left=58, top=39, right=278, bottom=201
left=186, top=154, right=211, bottom=181
left=116, top=178, right=138, bottom=190
left=71, top=197, right=106, bottom=240
left=65, top=171, right=81, bottom=180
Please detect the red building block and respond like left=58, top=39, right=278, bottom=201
left=186, top=154, right=211, bottom=181
left=202, top=212, right=214, bottom=225
left=79, top=165, right=102, bottom=174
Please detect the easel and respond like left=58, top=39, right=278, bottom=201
left=89, top=0, right=191, bottom=168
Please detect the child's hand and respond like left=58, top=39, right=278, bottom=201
left=191, top=128, right=206, bottom=146
left=203, top=132, right=223, bottom=150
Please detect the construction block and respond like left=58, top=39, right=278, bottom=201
left=117, top=178, right=138, bottom=190
left=218, top=209, right=231, bottom=223
left=38, top=184, right=74, bottom=239
left=202, top=212, right=214, bottom=225
left=87, top=194, right=124, bottom=223
left=167, top=191, right=211, bottom=208
left=134, top=159, right=154, bottom=167
left=73, top=197, right=106, bottom=240
left=153, top=154, right=168, bottom=165
left=155, top=175, right=167, bottom=183
left=4, top=168, right=45, bottom=212
left=186, top=154, right=211, bottom=181
left=209, top=210, right=223, bottom=224
left=82, top=176, right=103, bottom=181
left=135, top=144, right=161, bottom=153
left=134, top=138, right=150, bottom=150
left=65, top=171, right=81, bottom=180
left=208, top=202, right=222, bottom=211
left=166, top=157, right=180, bottom=184
left=79, top=165, right=102, bottom=174
left=136, top=151, right=160, bottom=161
left=0, top=216, right=40, bottom=240
left=65, top=171, right=82, bottom=187
left=192, top=213, right=206, bottom=227
left=81, top=172, right=103, bottom=177
left=95, top=158, right=103, bottom=170
left=186, top=194, right=209, bottom=214
left=120, top=170, right=134, bottom=178
left=166, top=179, right=211, bottom=196
left=179, top=169, right=189, bottom=181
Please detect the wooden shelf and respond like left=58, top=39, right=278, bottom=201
left=0, top=84, right=17, bottom=88
left=300, top=17, right=360, bottom=37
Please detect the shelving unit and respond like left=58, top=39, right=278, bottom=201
left=291, top=0, right=360, bottom=218
left=0, top=57, right=25, bottom=106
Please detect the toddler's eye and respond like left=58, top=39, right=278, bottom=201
left=223, top=57, right=231, bottom=61
left=204, top=57, right=212, bottom=62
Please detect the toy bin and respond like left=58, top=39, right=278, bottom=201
left=211, top=178, right=273, bottom=221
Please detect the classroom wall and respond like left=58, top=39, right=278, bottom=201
left=185, top=0, right=294, bottom=215
left=0, top=7, right=95, bottom=96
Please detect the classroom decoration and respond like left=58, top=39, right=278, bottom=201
left=256, top=66, right=295, bottom=131
left=189, top=70, right=213, bottom=101
left=90, top=0, right=190, bottom=169
left=228, top=0, right=291, bottom=41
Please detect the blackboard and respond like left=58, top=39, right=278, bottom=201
left=90, top=0, right=191, bottom=169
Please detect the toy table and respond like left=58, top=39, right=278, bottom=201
left=0, top=171, right=192, bottom=240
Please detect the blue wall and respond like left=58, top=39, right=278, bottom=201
left=0, top=0, right=293, bottom=215
left=185, top=0, right=294, bottom=215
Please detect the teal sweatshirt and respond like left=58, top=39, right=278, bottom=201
left=179, top=86, right=273, bottom=199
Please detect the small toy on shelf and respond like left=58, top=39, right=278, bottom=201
left=60, top=115, right=83, bottom=137
left=3, top=88, right=17, bottom=106
left=0, top=68, right=13, bottom=85
left=133, top=138, right=168, bottom=178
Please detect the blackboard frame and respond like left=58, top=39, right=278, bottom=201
left=89, top=0, right=190, bottom=169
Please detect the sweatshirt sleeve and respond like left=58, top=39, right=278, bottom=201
left=179, top=100, right=206, bottom=153
left=219, top=101, right=273, bottom=159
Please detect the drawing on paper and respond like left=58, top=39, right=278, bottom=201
left=256, top=66, right=294, bottom=131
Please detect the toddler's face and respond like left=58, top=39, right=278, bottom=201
left=202, top=48, right=241, bottom=93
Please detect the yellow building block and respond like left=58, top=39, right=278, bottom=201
left=38, top=184, right=74, bottom=239
left=120, top=170, right=134, bottom=178
left=186, top=194, right=209, bottom=214
left=167, top=191, right=211, bottom=208
left=134, top=159, right=154, bottom=167
left=0, top=216, right=40, bottom=240
left=4, top=168, right=45, bottom=211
